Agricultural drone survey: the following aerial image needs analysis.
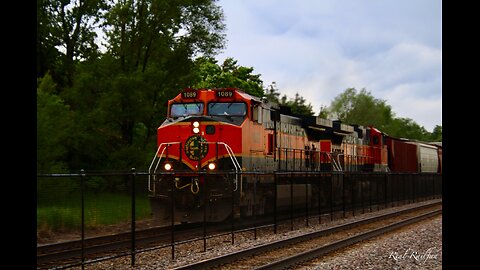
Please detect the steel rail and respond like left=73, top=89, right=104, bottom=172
left=256, top=208, right=442, bottom=270
left=171, top=200, right=441, bottom=270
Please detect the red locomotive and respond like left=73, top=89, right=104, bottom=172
left=148, top=88, right=441, bottom=223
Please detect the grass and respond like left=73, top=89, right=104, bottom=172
left=37, top=192, right=152, bottom=231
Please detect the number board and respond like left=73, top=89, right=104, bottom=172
left=216, top=90, right=234, bottom=98
left=182, top=91, right=197, bottom=99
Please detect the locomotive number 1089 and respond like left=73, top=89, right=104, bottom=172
left=216, top=90, right=234, bottom=98
left=182, top=91, right=198, bottom=98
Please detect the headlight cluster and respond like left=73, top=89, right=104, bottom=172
left=192, top=121, right=200, bottom=134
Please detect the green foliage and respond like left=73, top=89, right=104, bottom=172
left=327, top=87, right=442, bottom=141
left=37, top=74, right=74, bottom=173
left=280, top=92, right=315, bottom=116
left=429, top=125, right=442, bottom=141
left=192, top=57, right=264, bottom=97
left=384, top=117, right=429, bottom=140
left=104, top=0, right=226, bottom=73
left=37, top=1, right=227, bottom=173
left=329, top=88, right=393, bottom=130
left=318, top=105, right=329, bottom=119
left=264, top=82, right=281, bottom=103
left=37, top=0, right=106, bottom=87
left=263, top=82, right=314, bottom=116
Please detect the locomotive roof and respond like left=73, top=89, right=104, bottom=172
left=233, top=88, right=263, bottom=103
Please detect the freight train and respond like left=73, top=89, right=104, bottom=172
left=148, top=88, right=442, bottom=223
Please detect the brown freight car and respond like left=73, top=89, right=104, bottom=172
left=386, top=137, right=441, bottom=173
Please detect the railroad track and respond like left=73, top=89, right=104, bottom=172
left=36, top=222, right=206, bottom=269
left=37, top=200, right=441, bottom=269
left=37, top=212, right=300, bottom=269
left=172, top=201, right=441, bottom=270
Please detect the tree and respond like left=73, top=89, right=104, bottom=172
left=104, top=0, right=226, bottom=74
left=287, top=92, right=315, bottom=116
left=263, top=83, right=314, bottom=116
left=386, top=117, right=429, bottom=140
left=328, top=88, right=394, bottom=130
left=318, top=105, right=329, bottom=119
left=327, top=87, right=441, bottom=141
left=52, top=0, right=227, bottom=170
left=264, top=82, right=281, bottom=103
left=191, top=57, right=264, bottom=97
left=37, top=0, right=106, bottom=88
left=37, top=0, right=61, bottom=80
left=429, top=125, right=442, bottom=141
left=37, top=73, right=74, bottom=173
left=99, top=0, right=226, bottom=168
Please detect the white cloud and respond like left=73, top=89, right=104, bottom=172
left=216, top=0, right=442, bottom=131
left=382, top=82, right=442, bottom=132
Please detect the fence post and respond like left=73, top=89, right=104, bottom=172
left=376, top=174, right=380, bottom=211
left=274, top=172, right=277, bottom=234
left=290, top=173, right=294, bottom=231
left=203, top=173, right=207, bottom=252
left=431, top=174, right=435, bottom=199
left=369, top=173, right=372, bottom=212
left=409, top=174, right=413, bottom=203
left=231, top=173, right=235, bottom=244
left=342, top=173, right=346, bottom=218
left=171, top=174, right=175, bottom=260
left=330, top=174, right=334, bottom=221
left=305, top=173, right=309, bottom=226
left=360, top=174, right=364, bottom=214
left=130, top=168, right=136, bottom=266
left=80, top=169, right=85, bottom=270
left=318, top=174, right=322, bottom=224
left=384, top=174, right=388, bottom=209
left=253, top=174, right=257, bottom=240
left=352, top=173, right=355, bottom=217
left=391, top=174, right=395, bottom=207
left=414, top=174, right=417, bottom=203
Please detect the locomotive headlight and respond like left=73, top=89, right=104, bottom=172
left=208, top=162, right=216, bottom=170
left=192, top=121, right=200, bottom=133
left=164, top=162, right=172, bottom=171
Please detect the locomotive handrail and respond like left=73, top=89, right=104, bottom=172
left=148, top=142, right=181, bottom=192
left=327, top=152, right=342, bottom=172
left=221, top=142, right=242, bottom=192
left=202, top=142, right=241, bottom=192
left=336, top=153, right=344, bottom=172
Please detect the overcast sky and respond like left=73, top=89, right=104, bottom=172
left=214, top=0, right=442, bottom=132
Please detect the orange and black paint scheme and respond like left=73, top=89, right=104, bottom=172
left=148, top=88, right=442, bottom=223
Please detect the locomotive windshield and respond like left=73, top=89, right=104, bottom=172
left=170, top=103, right=204, bottom=117
left=208, top=102, right=246, bottom=116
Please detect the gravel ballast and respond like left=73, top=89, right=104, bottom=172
left=300, top=215, right=442, bottom=269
